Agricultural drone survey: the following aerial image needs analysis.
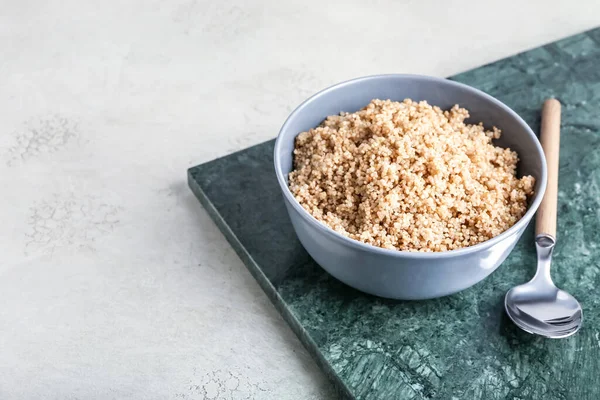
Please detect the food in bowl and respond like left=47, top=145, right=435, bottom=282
left=288, top=98, right=535, bottom=252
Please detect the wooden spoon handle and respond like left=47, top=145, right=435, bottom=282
left=535, top=98, right=561, bottom=238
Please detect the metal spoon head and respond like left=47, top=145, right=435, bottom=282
left=505, top=234, right=583, bottom=338
left=505, top=278, right=583, bottom=338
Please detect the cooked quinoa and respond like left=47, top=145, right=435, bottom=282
left=288, top=99, right=535, bottom=252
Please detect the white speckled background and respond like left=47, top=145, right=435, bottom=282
left=0, top=1, right=598, bottom=398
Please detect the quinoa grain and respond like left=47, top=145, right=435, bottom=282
left=288, top=99, right=535, bottom=252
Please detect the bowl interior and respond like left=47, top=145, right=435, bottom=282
left=276, top=75, right=545, bottom=197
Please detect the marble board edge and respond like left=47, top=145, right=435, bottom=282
left=187, top=168, right=353, bottom=399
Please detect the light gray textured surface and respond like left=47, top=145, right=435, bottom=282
left=0, top=1, right=598, bottom=399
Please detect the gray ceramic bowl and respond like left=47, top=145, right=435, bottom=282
left=274, top=74, right=547, bottom=300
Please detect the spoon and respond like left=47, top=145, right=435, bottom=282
left=505, top=99, right=583, bottom=338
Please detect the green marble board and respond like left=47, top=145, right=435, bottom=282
left=188, top=28, right=600, bottom=400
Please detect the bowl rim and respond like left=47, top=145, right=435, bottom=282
left=274, top=73, right=548, bottom=259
